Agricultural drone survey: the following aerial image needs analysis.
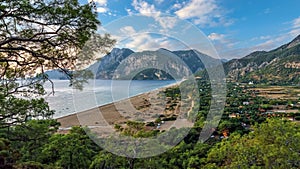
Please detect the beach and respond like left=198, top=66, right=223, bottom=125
left=56, top=82, right=194, bottom=134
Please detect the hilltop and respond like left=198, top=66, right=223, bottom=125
left=222, top=34, right=300, bottom=85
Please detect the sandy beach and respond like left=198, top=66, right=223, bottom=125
left=56, top=82, right=194, bottom=134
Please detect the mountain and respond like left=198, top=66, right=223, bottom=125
left=89, top=48, right=221, bottom=80
left=224, top=34, right=300, bottom=85
left=221, top=59, right=229, bottom=63
left=44, top=69, right=70, bottom=80
left=88, top=48, right=134, bottom=79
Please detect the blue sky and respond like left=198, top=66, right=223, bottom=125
left=84, top=0, right=300, bottom=59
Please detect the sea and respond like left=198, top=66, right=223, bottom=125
left=43, top=80, right=176, bottom=118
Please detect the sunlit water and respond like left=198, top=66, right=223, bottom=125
left=43, top=80, right=176, bottom=118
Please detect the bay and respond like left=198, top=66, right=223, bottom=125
left=44, top=80, right=176, bottom=118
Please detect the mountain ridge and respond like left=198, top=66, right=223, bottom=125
left=89, top=48, right=221, bottom=80
left=223, top=34, right=300, bottom=84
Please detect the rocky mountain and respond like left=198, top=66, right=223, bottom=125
left=89, top=48, right=134, bottom=79
left=224, top=34, right=300, bottom=85
left=89, top=48, right=221, bottom=80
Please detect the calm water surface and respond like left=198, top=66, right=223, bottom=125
left=44, top=80, right=176, bottom=118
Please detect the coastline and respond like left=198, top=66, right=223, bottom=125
left=56, top=80, right=183, bottom=131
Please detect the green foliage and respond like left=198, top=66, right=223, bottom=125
left=9, top=120, right=59, bottom=162
left=14, top=161, right=60, bottom=169
left=89, top=152, right=128, bottom=169
left=41, top=127, right=98, bottom=169
left=0, top=94, right=54, bottom=128
left=205, top=119, right=300, bottom=168
left=0, top=0, right=115, bottom=167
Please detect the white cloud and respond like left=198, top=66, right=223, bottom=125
left=259, top=36, right=271, bottom=40
left=88, top=0, right=108, bottom=13
left=210, top=17, right=300, bottom=59
left=174, top=0, right=231, bottom=27
left=208, top=33, right=225, bottom=41
left=219, top=35, right=288, bottom=59
left=292, top=16, right=300, bottom=29
left=208, top=33, right=237, bottom=48
left=175, top=0, right=217, bottom=19
left=96, top=7, right=108, bottom=13
left=126, top=8, right=133, bottom=15
left=131, top=0, right=177, bottom=30
left=254, top=36, right=288, bottom=50
left=132, top=0, right=161, bottom=17
left=120, top=26, right=136, bottom=35
left=172, top=3, right=182, bottom=10
left=156, top=16, right=178, bottom=29
left=288, top=17, right=300, bottom=37
left=289, top=28, right=300, bottom=37
left=92, top=0, right=107, bottom=6
left=123, top=34, right=178, bottom=51
left=251, top=35, right=272, bottom=41
left=155, top=0, right=164, bottom=4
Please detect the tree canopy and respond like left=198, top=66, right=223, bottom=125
left=0, top=0, right=115, bottom=128
left=0, top=1, right=115, bottom=167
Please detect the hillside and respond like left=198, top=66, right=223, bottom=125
left=44, top=69, right=70, bottom=80
left=224, top=34, right=300, bottom=85
left=89, top=48, right=220, bottom=80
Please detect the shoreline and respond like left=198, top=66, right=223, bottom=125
left=56, top=81, right=183, bottom=130
left=52, top=79, right=180, bottom=119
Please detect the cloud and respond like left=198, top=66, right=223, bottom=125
left=88, top=0, right=108, bottom=13
left=125, top=8, right=133, bottom=15
left=131, top=0, right=178, bottom=30
left=117, top=26, right=182, bottom=51
left=287, top=17, right=300, bottom=37
left=250, top=35, right=272, bottom=41
left=254, top=36, right=288, bottom=50
left=289, top=28, right=300, bottom=37
left=292, top=16, right=300, bottom=29
left=96, top=7, right=108, bottom=13
left=208, top=33, right=237, bottom=48
left=219, top=16, right=300, bottom=59
left=249, top=29, right=298, bottom=50
left=175, top=0, right=217, bottom=19
left=124, top=34, right=174, bottom=51
left=172, top=3, right=182, bottom=10
left=155, top=0, right=164, bottom=4
left=93, top=0, right=107, bottom=6
left=174, top=0, right=232, bottom=27
left=120, top=26, right=136, bottom=35
left=218, top=35, right=289, bottom=59
left=132, top=0, right=161, bottom=17
left=208, top=33, right=225, bottom=41
left=156, top=16, right=178, bottom=29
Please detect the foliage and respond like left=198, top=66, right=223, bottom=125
left=205, top=119, right=300, bottom=168
left=0, top=0, right=115, bottom=167
left=41, top=126, right=99, bottom=169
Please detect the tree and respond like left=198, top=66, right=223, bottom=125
left=0, top=0, right=114, bottom=80
left=0, top=0, right=115, bottom=128
left=89, top=151, right=128, bottom=169
left=9, top=119, right=60, bottom=163
left=0, top=138, right=12, bottom=168
left=0, top=0, right=115, bottom=167
left=205, top=119, right=300, bottom=168
left=41, top=126, right=99, bottom=169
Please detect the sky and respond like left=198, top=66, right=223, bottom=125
left=83, top=0, right=300, bottom=59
